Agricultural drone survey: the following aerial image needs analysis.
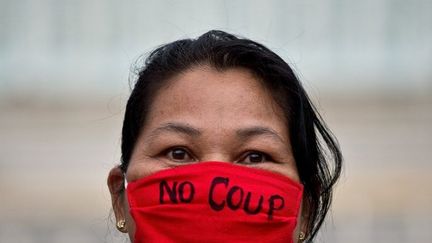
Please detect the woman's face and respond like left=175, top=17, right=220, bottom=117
left=109, top=65, right=302, bottom=241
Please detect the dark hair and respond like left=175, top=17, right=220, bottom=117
left=120, top=30, right=342, bottom=241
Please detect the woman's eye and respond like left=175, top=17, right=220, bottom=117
left=166, top=148, right=193, bottom=162
left=241, top=151, right=271, bottom=164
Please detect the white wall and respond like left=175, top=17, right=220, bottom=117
left=1, top=0, right=431, bottom=99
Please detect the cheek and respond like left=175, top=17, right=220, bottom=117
left=126, top=159, right=169, bottom=182
left=123, top=159, right=172, bottom=242
left=124, top=192, right=136, bottom=241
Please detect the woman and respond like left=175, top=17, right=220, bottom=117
left=107, top=30, right=342, bottom=243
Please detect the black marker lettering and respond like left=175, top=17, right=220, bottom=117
left=208, top=177, right=229, bottom=211
left=159, top=180, right=178, bottom=204
left=243, top=192, right=263, bottom=215
left=226, top=186, right=244, bottom=210
left=268, top=195, right=284, bottom=220
left=178, top=181, right=195, bottom=203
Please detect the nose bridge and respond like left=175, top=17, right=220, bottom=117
left=199, top=124, right=235, bottom=162
left=201, top=152, right=232, bottom=163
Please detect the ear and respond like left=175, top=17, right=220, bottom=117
left=107, top=166, right=127, bottom=223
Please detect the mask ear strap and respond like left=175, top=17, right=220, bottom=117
left=123, top=173, right=128, bottom=188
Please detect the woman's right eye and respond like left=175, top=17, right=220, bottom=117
left=165, top=147, right=194, bottom=162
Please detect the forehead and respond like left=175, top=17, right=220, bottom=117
left=143, top=65, right=287, bottom=135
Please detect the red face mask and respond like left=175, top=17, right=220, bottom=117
left=126, top=162, right=303, bottom=243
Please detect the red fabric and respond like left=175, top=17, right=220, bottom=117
left=127, top=161, right=303, bottom=243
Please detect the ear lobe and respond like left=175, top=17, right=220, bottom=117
left=299, top=198, right=310, bottom=238
left=107, top=166, right=126, bottom=222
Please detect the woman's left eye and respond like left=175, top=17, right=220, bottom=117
left=240, top=151, right=272, bottom=164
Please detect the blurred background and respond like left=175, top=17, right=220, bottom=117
left=0, top=0, right=431, bottom=242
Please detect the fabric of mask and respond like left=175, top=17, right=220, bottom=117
left=126, top=161, right=304, bottom=243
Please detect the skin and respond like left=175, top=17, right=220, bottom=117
left=108, top=65, right=306, bottom=242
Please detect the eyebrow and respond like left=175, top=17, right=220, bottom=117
left=149, top=122, right=202, bottom=138
left=148, top=122, right=284, bottom=143
left=236, top=126, right=285, bottom=143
